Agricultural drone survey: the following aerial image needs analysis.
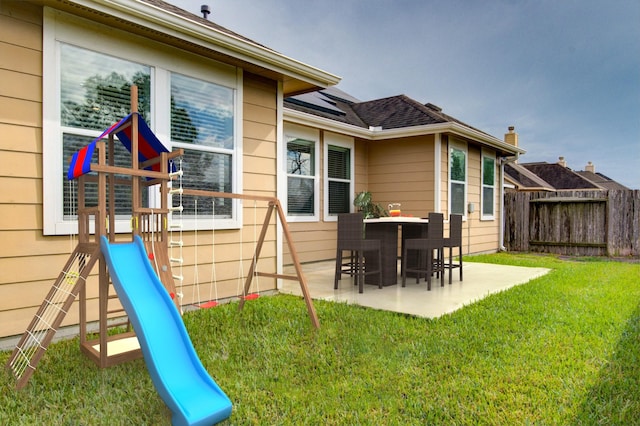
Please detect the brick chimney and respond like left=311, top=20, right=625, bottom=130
left=558, top=156, right=567, bottom=167
left=585, top=161, right=595, bottom=173
left=504, top=126, right=518, bottom=147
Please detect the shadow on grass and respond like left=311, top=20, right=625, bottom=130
left=574, top=302, right=640, bottom=424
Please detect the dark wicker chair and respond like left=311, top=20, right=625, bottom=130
left=402, top=212, right=444, bottom=290
left=334, top=213, right=382, bottom=293
left=443, top=214, right=463, bottom=284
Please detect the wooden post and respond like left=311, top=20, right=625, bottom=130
left=274, top=200, right=320, bottom=329
left=131, top=86, right=139, bottom=240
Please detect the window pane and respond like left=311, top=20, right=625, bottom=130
left=60, top=44, right=151, bottom=222
left=287, top=139, right=314, bottom=176
left=171, top=73, right=234, bottom=149
left=61, top=44, right=151, bottom=129
left=63, top=134, right=148, bottom=219
left=329, top=181, right=350, bottom=214
left=451, top=182, right=465, bottom=215
left=451, top=148, right=466, bottom=182
left=328, top=145, right=350, bottom=179
left=288, top=176, right=314, bottom=215
left=483, top=187, right=494, bottom=215
left=483, top=157, right=495, bottom=185
left=178, top=149, right=232, bottom=218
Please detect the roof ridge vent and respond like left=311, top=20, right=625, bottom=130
left=201, top=4, right=211, bottom=19
left=424, top=102, right=442, bottom=112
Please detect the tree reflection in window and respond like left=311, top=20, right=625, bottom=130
left=60, top=44, right=152, bottom=219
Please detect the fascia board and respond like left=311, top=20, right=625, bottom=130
left=284, top=108, right=525, bottom=156
left=444, top=123, right=526, bottom=156
left=67, top=0, right=340, bottom=88
left=284, top=108, right=373, bottom=138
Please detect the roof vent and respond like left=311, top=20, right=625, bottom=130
left=424, top=103, right=442, bottom=112
left=201, top=4, right=211, bottom=19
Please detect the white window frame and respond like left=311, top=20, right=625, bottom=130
left=323, top=132, right=355, bottom=222
left=42, top=8, right=242, bottom=235
left=448, top=140, right=468, bottom=220
left=284, top=124, right=320, bottom=222
left=481, top=150, right=496, bottom=220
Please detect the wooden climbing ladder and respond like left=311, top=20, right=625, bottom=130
left=6, top=243, right=101, bottom=389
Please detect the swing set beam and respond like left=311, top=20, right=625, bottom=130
left=181, top=189, right=320, bottom=329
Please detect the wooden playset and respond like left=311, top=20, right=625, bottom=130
left=6, top=86, right=318, bottom=390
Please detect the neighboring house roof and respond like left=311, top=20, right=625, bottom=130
left=505, top=162, right=603, bottom=191
left=285, top=88, right=523, bottom=157
left=519, top=162, right=599, bottom=190
left=505, top=160, right=630, bottom=191
left=50, top=0, right=340, bottom=95
left=575, top=171, right=630, bottom=190
left=504, top=163, right=555, bottom=191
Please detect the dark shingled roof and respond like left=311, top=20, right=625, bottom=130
left=141, top=0, right=275, bottom=52
left=505, top=163, right=554, bottom=190
left=576, top=171, right=630, bottom=190
left=285, top=88, right=490, bottom=135
left=521, top=162, right=599, bottom=190
left=351, top=95, right=447, bottom=129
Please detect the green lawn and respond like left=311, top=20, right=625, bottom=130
left=1, top=254, right=639, bottom=425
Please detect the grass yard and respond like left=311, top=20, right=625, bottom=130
left=1, top=253, right=639, bottom=425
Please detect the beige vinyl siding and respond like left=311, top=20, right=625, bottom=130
left=456, top=144, right=500, bottom=255
left=368, top=135, right=436, bottom=216
left=468, top=145, right=500, bottom=253
left=0, top=2, right=48, bottom=337
left=439, top=138, right=449, bottom=217
left=240, top=74, right=277, bottom=288
left=0, top=1, right=280, bottom=338
left=354, top=138, right=369, bottom=193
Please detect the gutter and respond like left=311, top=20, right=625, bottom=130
left=62, top=0, right=341, bottom=89
left=285, top=107, right=526, bottom=156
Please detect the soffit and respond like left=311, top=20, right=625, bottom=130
left=41, top=0, right=340, bottom=96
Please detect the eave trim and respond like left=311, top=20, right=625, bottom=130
left=284, top=107, right=525, bottom=156
left=62, top=0, right=341, bottom=88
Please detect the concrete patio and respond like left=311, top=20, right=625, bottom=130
left=281, top=260, right=550, bottom=318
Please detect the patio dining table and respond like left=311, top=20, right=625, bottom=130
left=363, top=216, right=429, bottom=286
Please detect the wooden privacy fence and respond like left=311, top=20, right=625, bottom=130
left=504, top=190, right=640, bottom=257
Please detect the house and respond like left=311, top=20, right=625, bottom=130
left=281, top=88, right=524, bottom=263
left=505, top=157, right=630, bottom=191
left=0, top=0, right=523, bottom=342
left=0, top=0, right=338, bottom=340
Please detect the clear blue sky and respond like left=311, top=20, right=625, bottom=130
left=170, top=0, right=640, bottom=189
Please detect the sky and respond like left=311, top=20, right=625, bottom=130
left=169, top=0, right=640, bottom=189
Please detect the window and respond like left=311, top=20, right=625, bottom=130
left=284, top=124, right=319, bottom=221
left=481, top=153, right=496, bottom=218
left=324, top=133, right=354, bottom=220
left=449, top=144, right=467, bottom=216
left=287, top=138, right=316, bottom=216
left=59, top=44, right=152, bottom=220
left=171, top=73, right=235, bottom=219
left=43, top=9, right=241, bottom=235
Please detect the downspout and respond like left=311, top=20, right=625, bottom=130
left=275, top=81, right=284, bottom=289
left=434, top=133, right=441, bottom=212
left=499, top=153, right=518, bottom=251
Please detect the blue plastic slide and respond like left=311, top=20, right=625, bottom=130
left=100, top=236, right=232, bottom=426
